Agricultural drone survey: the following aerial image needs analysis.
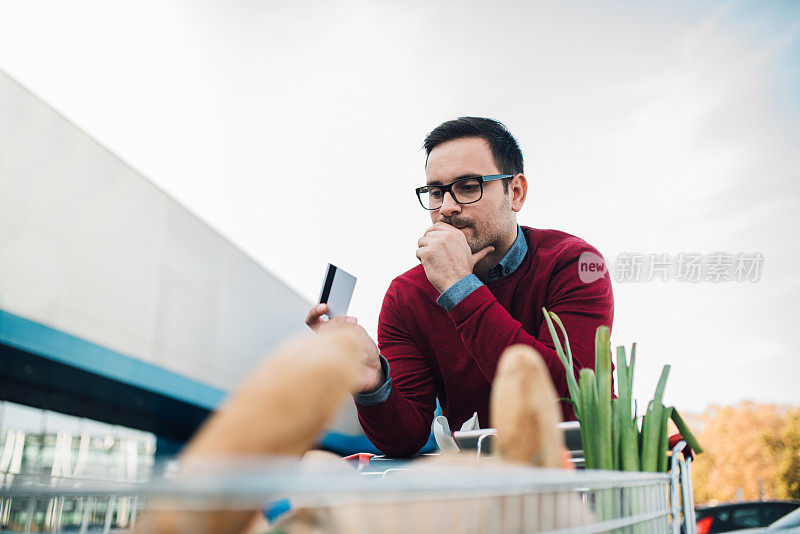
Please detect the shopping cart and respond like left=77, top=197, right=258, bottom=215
left=0, top=441, right=696, bottom=533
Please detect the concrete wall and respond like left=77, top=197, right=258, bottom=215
left=0, top=68, right=310, bottom=394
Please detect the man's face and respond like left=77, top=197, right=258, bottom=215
left=424, top=137, right=516, bottom=253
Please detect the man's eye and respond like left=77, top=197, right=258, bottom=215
left=429, top=190, right=444, bottom=199
left=455, top=182, right=480, bottom=193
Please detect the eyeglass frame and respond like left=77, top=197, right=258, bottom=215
left=415, top=174, right=514, bottom=210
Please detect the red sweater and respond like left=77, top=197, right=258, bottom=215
left=356, top=226, right=614, bottom=457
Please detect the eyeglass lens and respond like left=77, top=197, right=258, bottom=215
left=420, top=177, right=482, bottom=209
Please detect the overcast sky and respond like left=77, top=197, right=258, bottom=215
left=1, top=0, right=798, bottom=412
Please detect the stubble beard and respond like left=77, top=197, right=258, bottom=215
left=465, top=196, right=514, bottom=254
left=441, top=216, right=494, bottom=253
left=466, top=225, right=502, bottom=254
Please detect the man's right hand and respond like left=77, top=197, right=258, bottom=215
left=305, top=304, right=384, bottom=394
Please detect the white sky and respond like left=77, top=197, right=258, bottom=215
left=1, top=0, right=798, bottom=412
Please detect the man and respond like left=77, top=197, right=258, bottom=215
left=307, top=117, right=614, bottom=457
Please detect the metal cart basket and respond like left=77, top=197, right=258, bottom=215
left=0, top=441, right=696, bottom=534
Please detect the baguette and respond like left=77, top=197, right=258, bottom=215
left=136, top=327, right=364, bottom=534
left=490, top=344, right=565, bottom=468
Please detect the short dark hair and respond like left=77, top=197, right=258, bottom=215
left=423, top=117, right=523, bottom=192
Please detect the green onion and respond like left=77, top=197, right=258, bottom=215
left=579, top=368, right=597, bottom=469
left=612, top=398, right=621, bottom=470
left=658, top=406, right=673, bottom=472
left=540, top=308, right=701, bottom=474
left=671, top=408, right=704, bottom=454
left=542, top=309, right=582, bottom=418
left=616, top=345, right=640, bottom=471
left=640, top=365, right=670, bottom=471
left=595, top=326, right=613, bottom=470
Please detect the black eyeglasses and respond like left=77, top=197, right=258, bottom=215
left=415, top=174, right=513, bottom=210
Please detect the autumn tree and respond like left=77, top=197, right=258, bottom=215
left=690, top=401, right=796, bottom=504
left=763, top=407, right=800, bottom=500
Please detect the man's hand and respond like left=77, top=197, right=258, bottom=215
left=416, top=222, right=494, bottom=293
left=305, top=304, right=384, bottom=394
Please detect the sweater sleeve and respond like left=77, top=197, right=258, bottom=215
left=355, top=282, right=437, bottom=457
left=447, top=243, right=614, bottom=421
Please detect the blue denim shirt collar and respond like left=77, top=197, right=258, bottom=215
left=481, top=225, right=527, bottom=283
left=361, top=226, right=530, bottom=407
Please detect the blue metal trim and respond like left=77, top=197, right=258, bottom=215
left=318, top=431, right=438, bottom=457
left=0, top=308, right=225, bottom=410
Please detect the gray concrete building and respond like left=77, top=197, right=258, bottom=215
left=0, top=68, right=315, bottom=452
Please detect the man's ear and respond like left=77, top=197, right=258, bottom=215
left=510, top=174, right=528, bottom=212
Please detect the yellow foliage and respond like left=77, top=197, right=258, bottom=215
left=769, top=408, right=800, bottom=500
left=690, top=401, right=800, bottom=504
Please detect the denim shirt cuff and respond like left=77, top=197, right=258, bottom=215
left=353, top=354, right=392, bottom=406
left=436, top=274, right=484, bottom=312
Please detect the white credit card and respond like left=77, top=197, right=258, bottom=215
left=318, top=263, right=357, bottom=318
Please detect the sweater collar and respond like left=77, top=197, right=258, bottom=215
left=482, top=225, right=528, bottom=283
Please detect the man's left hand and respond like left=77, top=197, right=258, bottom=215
left=416, top=222, right=494, bottom=293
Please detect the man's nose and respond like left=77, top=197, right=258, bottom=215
left=438, top=191, right=461, bottom=218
